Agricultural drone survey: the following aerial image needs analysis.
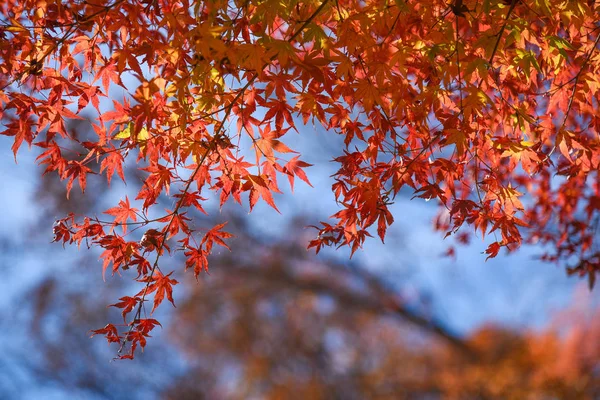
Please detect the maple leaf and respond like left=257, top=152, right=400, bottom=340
left=284, top=156, right=313, bottom=192
left=114, top=123, right=149, bottom=141
left=100, top=152, right=125, bottom=185
left=485, top=242, right=502, bottom=260
left=103, top=197, right=138, bottom=234
left=140, top=271, right=179, bottom=314
left=377, top=208, right=394, bottom=242
left=184, top=246, right=209, bottom=276
left=110, top=296, right=141, bottom=322
left=246, top=174, right=281, bottom=212
left=444, top=129, right=468, bottom=157
left=95, top=61, right=123, bottom=94
left=63, top=161, right=93, bottom=199
left=90, top=324, right=121, bottom=344
left=161, top=211, right=191, bottom=238
left=136, top=318, right=162, bottom=335
left=173, top=192, right=208, bottom=214
left=254, top=124, right=295, bottom=163
left=201, top=222, right=234, bottom=255
left=97, top=235, right=139, bottom=279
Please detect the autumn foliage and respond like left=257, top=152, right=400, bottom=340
left=2, top=0, right=600, bottom=357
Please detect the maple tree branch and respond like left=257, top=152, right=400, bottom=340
left=528, top=24, right=600, bottom=96
left=455, top=16, right=464, bottom=117
left=377, top=9, right=402, bottom=46
left=117, top=0, right=333, bottom=357
left=0, top=0, right=125, bottom=91
left=486, top=0, right=519, bottom=70
left=559, top=32, right=600, bottom=130
left=93, top=212, right=174, bottom=227
left=354, top=54, right=408, bottom=156
left=117, top=138, right=215, bottom=356
left=288, top=0, right=331, bottom=43
left=160, top=0, right=331, bottom=144
left=390, top=132, right=443, bottom=201
left=540, top=30, right=600, bottom=163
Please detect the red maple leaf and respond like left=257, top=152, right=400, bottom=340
left=103, top=197, right=138, bottom=233
left=138, top=271, right=179, bottom=314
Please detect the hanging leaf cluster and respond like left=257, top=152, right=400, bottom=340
left=2, top=0, right=600, bottom=357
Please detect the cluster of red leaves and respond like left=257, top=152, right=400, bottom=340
left=2, top=0, right=600, bottom=357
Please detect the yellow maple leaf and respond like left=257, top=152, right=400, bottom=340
left=114, top=123, right=149, bottom=141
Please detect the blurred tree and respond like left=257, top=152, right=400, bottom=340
left=12, top=207, right=600, bottom=399
left=162, top=222, right=600, bottom=399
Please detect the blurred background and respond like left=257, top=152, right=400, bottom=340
left=2, top=116, right=600, bottom=399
